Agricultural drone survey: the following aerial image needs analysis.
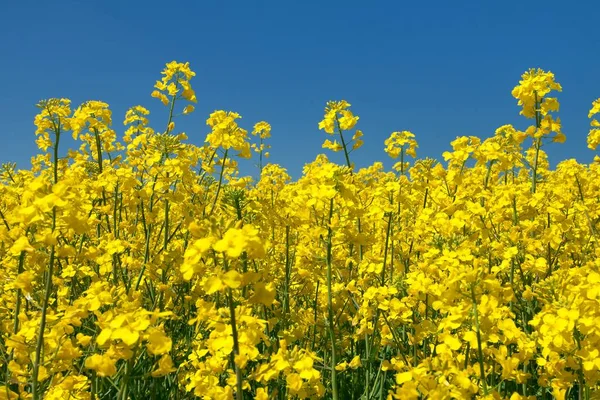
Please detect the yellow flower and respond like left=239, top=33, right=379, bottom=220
left=255, top=388, right=270, bottom=400
left=182, top=105, right=195, bottom=115
left=8, top=59, right=600, bottom=400
left=512, top=68, right=562, bottom=118
left=249, top=282, right=276, bottom=306
left=146, top=328, right=172, bottom=355
left=84, top=354, right=117, bottom=377
left=151, top=354, right=177, bottom=377
left=252, top=121, right=272, bottom=139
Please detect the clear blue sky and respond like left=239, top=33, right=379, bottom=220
left=2, top=0, right=599, bottom=178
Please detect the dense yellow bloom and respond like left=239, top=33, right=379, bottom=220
left=318, top=100, right=357, bottom=134
left=205, top=110, right=251, bottom=158
left=33, top=98, right=72, bottom=151
left=84, top=354, right=117, bottom=377
left=3, top=60, right=600, bottom=400
left=512, top=68, right=562, bottom=118
left=385, top=130, right=417, bottom=158
left=152, top=61, right=196, bottom=102
left=385, top=130, right=418, bottom=172
left=322, top=138, right=343, bottom=152
left=318, top=101, right=363, bottom=164
left=252, top=121, right=271, bottom=139
left=587, top=98, right=600, bottom=150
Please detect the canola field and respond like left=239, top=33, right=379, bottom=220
left=1, top=61, right=600, bottom=399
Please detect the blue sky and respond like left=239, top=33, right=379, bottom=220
left=2, top=0, right=599, bottom=178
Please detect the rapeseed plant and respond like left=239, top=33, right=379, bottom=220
left=1, top=61, right=600, bottom=400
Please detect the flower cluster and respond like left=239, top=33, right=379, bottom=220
left=319, top=101, right=363, bottom=161
left=1, top=61, right=600, bottom=400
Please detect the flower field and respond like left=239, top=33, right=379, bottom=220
left=2, top=61, right=600, bottom=400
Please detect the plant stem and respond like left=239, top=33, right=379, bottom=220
left=283, top=225, right=291, bottom=318
left=13, top=252, right=25, bottom=334
left=531, top=92, right=542, bottom=193
left=93, top=127, right=103, bottom=174
left=209, top=149, right=228, bottom=216
left=228, top=288, right=244, bottom=400
left=471, top=285, right=488, bottom=395
left=326, top=198, right=339, bottom=400
left=381, top=212, right=392, bottom=285
left=32, top=125, right=61, bottom=399
left=335, top=118, right=352, bottom=171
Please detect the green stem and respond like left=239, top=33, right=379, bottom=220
left=209, top=149, right=228, bottom=216
left=471, top=285, right=488, bottom=395
left=335, top=118, right=352, bottom=171
left=93, top=128, right=103, bottom=174
left=259, top=137, right=264, bottom=173
left=381, top=212, right=392, bottom=285
left=13, top=252, right=25, bottom=334
left=283, top=225, right=291, bottom=318
left=531, top=92, right=542, bottom=193
left=158, top=198, right=170, bottom=309
left=52, top=124, right=61, bottom=184
left=32, top=123, right=61, bottom=400
left=113, top=182, right=119, bottom=238
left=166, top=93, right=177, bottom=133
left=118, top=350, right=136, bottom=400
left=326, top=198, right=339, bottom=400
left=228, top=288, right=244, bottom=400
left=311, top=280, right=320, bottom=351
left=90, top=371, right=97, bottom=400
left=400, top=147, right=405, bottom=175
